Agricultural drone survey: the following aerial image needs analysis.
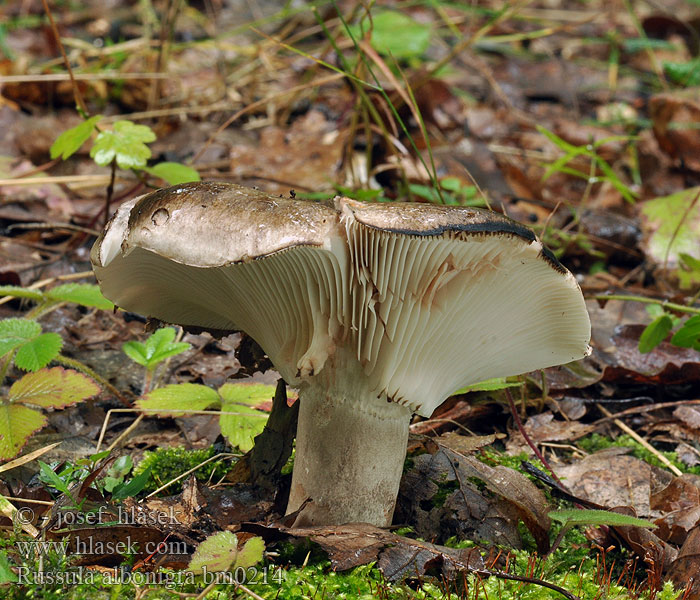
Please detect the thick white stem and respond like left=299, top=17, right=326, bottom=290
left=286, top=357, right=412, bottom=527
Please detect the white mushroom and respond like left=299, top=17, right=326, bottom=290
left=92, top=182, right=591, bottom=527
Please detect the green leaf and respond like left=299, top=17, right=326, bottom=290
left=641, top=188, right=700, bottom=287
left=136, top=383, right=220, bottom=416
left=145, top=162, right=200, bottom=185
left=0, top=405, right=46, bottom=460
left=189, top=531, right=239, bottom=573
left=14, top=333, right=63, bottom=371
left=234, top=536, right=265, bottom=569
left=46, top=283, right=114, bottom=310
left=452, top=377, right=521, bottom=395
left=549, top=509, right=656, bottom=529
left=218, top=383, right=273, bottom=452
left=218, top=383, right=276, bottom=407
left=670, top=315, right=700, bottom=351
left=219, top=402, right=269, bottom=453
left=0, top=551, right=18, bottom=583
left=0, top=318, right=41, bottom=357
left=638, top=315, right=674, bottom=354
left=122, top=327, right=190, bottom=370
left=111, top=467, right=151, bottom=501
left=90, top=120, right=156, bottom=169
left=350, top=11, right=431, bottom=59
left=663, top=58, right=700, bottom=87
left=50, top=115, right=103, bottom=160
left=8, top=367, right=100, bottom=408
left=0, top=286, right=46, bottom=302
left=37, top=460, right=72, bottom=496
left=680, top=252, right=700, bottom=273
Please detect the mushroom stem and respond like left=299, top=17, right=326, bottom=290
left=287, top=355, right=412, bottom=527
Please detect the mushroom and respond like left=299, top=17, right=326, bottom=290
left=91, top=182, right=591, bottom=527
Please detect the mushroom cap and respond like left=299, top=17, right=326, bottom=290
left=92, top=182, right=591, bottom=417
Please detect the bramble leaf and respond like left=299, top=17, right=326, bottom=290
left=136, top=383, right=220, bottom=416
left=46, top=283, right=114, bottom=310
left=188, top=531, right=239, bottom=573
left=0, top=404, right=47, bottom=460
left=218, top=383, right=272, bottom=452
left=8, top=367, right=100, bottom=409
left=90, top=120, right=156, bottom=169
left=123, top=327, right=190, bottom=370
left=50, top=115, right=103, bottom=160
left=0, top=318, right=41, bottom=357
left=0, top=319, right=62, bottom=371
left=234, top=536, right=265, bottom=569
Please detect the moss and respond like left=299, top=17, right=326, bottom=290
left=133, top=446, right=230, bottom=494
left=577, top=433, right=700, bottom=475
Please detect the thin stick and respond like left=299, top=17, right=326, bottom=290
left=505, top=388, right=569, bottom=490
left=597, top=405, right=682, bottom=477
left=40, top=0, right=88, bottom=115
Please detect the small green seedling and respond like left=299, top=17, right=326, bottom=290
left=122, top=327, right=190, bottom=372
left=50, top=116, right=199, bottom=185
left=136, top=382, right=273, bottom=452
left=122, top=327, right=191, bottom=393
left=639, top=304, right=700, bottom=354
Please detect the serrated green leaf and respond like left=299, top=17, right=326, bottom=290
left=0, top=286, right=46, bottom=302
left=0, top=318, right=41, bottom=357
left=50, top=115, right=103, bottom=160
left=90, top=120, right=156, bottom=169
left=111, top=467, right=151, bottom=501
left=9, top=367, right=100, bottom=409
left=188, top=531, right=238, bottom=573
left=136, top=383, right=220, bottom=416
left=218, top=383, right=276, bottom=407
left=122, top=341, right=149, bottom=367
left=123, top=327, right=190, bottom=370
left=219, top=402, right=268, bottom=452
left=670, top=315, right=700, bottom=351
left=234, top=536, right=264, bottom=569
left=14, top=332, right=62, bottom=371
left=0, top=404, right=47, bottom=460
left=350, top=11, right=431, bottom=59
left=638, top=315, right=673, bottom=354
left=46, top=283, right=114, bottom=310
left=145, top=162, right=200, bottom=185
left=549, top=508, right=656, bottom=528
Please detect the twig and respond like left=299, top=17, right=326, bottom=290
left=505, top=388, right=569, bottom=490
left=472, top=567, right=582, bottom=600
left=588, top=294, right=700, bottom=315
left=597, top=405, right=682, bottom=477
left=40, top=0, right=88, bottom=115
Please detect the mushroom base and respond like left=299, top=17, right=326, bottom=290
left=287, top=366, right=412, bottom=527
